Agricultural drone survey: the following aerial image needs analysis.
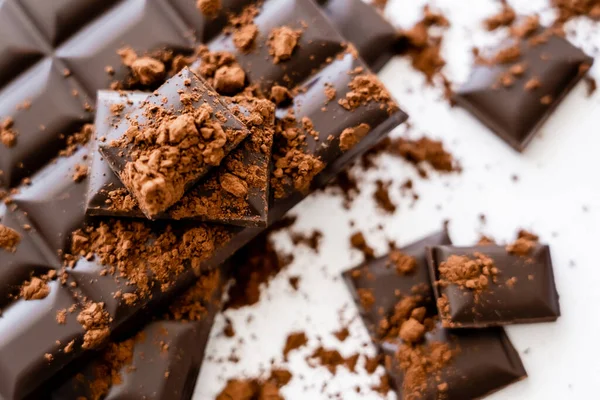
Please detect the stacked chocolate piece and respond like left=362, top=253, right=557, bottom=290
left=343, top=228, right=560, bottom=399
left=0, top=0, right=406, bottom=399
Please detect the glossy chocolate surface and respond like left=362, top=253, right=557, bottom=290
left=454, top=30, right=593, bottom=151
left=428, top=244, right=561, bottom=328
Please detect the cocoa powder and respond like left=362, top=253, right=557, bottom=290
left=0, top=117, right=17, bottom=148
left=268, top=26, right=302, bottom=63
left=0, top=223, right=20, bottom=252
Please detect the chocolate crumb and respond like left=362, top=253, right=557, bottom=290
left=0, top=224, right=20, bottom=252
left=196, top=0, right=221, bottom=17
left=268, top=26, right=302, bottom=63
left=20, top=277, right=50, bottom=300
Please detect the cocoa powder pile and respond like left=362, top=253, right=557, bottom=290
left=396, top=6, right=450, bottom=82
left=0, top=223, right=20, bottom=252
left=387, top=136, right=459, bottom=177
left=268, top=26, right=302, bottom=63
left=216, top=369, right=292, bottom=400
left=0, top=117, right=17, bottom=148
left=436, top=252, right=499, bottom=292
left=196, top=0, right=221, bottom=17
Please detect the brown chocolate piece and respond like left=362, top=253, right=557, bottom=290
left=88, top=91, right=274, bottom=227
left=428, top=241, right=561, bottom=328
left=99, top=68, right=249, bottom=219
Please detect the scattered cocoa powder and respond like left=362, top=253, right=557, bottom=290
left=56, top=309, right=67, bottom=324
left=350, top=232, right=375, bottom=259
left=338, top=73, right=397, bottom=114
left=339, top=123, right=371, bottom=152
left=77, top=302, right=111, bottom=349
left=506, top=230, right=539, bottom=256
left=196, top=0, right=221, bottom=17
left=373, top=179, right=396, bottom=213
left=396, top=6, right=449, bottom=82
left=436, top=253, right=498, bottom=293
left=308, top=347, right=359, bottom=374
left=270, top=85, right=292, bottom=105
left=387, top=137, right=459, bottom=177
left=216, top=369, right=292, bottom=400
left=290, top=229, right=322, bottom=252
left=225, top=233, right=293, bottom=309
left=1, top=117, right=17, bottom=148
left=552, top=0, right=600, bottom=24
left=0, top=223, right=20, bottom=252
left=333, top=327, right=350, bottom=342
left=387, top=249, right=417, bottom=275
left=73, top=164, right=88, bottom=183
left=283, top=331, right=308, bottom=360
left=484, top=4, right=516, bottom=30
left=268, top=26, right=302, bottom=63
left=357, top=288, right=375, bottom=310
left=59, top=124, right=94, bottom=158
left=20, top=277, right=50, bottom=300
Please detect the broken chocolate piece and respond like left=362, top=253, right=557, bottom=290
left=99, top=68, right=250, bottom=219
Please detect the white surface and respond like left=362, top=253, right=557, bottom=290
left=194, top=0, right=600, bottom=399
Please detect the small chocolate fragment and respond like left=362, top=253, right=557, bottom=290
left=99, top=68, right=250, bottom=219
left=454, top=28, right=593, bottom=151
left=428, top=242, right=561, bottom=328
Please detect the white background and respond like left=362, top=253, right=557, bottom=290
left=194, top=0, right=600, bottom=398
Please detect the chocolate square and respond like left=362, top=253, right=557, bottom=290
left=427, top=243, right=561, bottom=328
left=454, top=28, right=593, bottom=151
left=99, top=68, right=250, bottom=219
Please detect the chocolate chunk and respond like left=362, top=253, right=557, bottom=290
left=454, top=28, right=593, bottom=151
left=88, top=91, right=274, bottom=227
left=343, top=230, right=527, bottom=399
left=99, top=68, right=250, bottom=219
left=428, top=242, right=561, bottom=328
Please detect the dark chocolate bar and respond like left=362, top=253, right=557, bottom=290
left=99, top=68, right=250, bottom=219
left=0, top=0, right=408, bottom=397
left=454, top=26, right=593, bottom=151
left=381, top=325, right=527, bottom=400
left=427, top=241, right=561, bottom=328
left=342, top=231, right=527, bottom=400
left=318, top=0, right=398, bottom=72
left=50, top=269, right=222, bottom=400
left=88, top=91, right=273, bottom=227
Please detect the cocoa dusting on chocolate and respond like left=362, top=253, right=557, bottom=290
left=387, top=137, right=459, bottom=177
left=87, top=336, right=137, bottom=400
left=105, top=71, right=249, bottom=218
left=77, top=302, right=111, bottom=350
left=72, top=164, right=88, bottom=183
left=229, top=4, right=260, bottom=52
left=56, top=309, right=67, bottom=324
left=552, top=0, right=600, bottom=24
left=1, top=117, right=17, bottom=148
left=387, top=250, right=417, bottom=275
left=59, top=124, right=94, bottom=157
left=283, top=331, right=308, bottom=360
left=117, top=47, right=165, bottom=86
left=0, top=224, right=20, bottom=252
left=196, top=0, right=221, bottom=18
left=350, top=232, right=375, bottom=259
left=308, top=347, right=360, bottom=374
left=395, top=341, right=454, bottom=400
left=484, top=3, right=516, bottom=30
left=271, top=85, right=292, bottom=105
left=193, top=46, right=248, bottom=96
left=168, top=269, right=220, bottom=321
left=506, top=230, right=539, bottom=256
left=20, top=277, right=50, bottom=300
left=374, top=179, right=396, bottom=213
left=377, top=294, right=431, bottom=341
left=69, top=220, right=229, bottom=302
left=338, top=73, right=397, bottom=114
left=436, top=253, right=499, bottom=293
left=225, top=233, right=293, bottom=309
left=324, top=83, right=337, bottom=103
left=339, top=123, right=371, bottom=152
left=357, top=288, right=375, bottom=310
left=216, top=369, right=292, bottom=400
left=396, top=6, right=449, bottom=82
left=268, top=26, right=302, bottom=63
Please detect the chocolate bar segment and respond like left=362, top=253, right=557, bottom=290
left=0, top=0, right=48, bottom=89
left=343, top=231, right=527, bottom=400
left=342, top=230, right=451, bottom=340
left=50, top=270, right=221, bottom=400
left=454, top=28, right=593, bottom=151
left=13, top=146, right=90, bottom=255
left=318, top=0, right=398, bottom=72
left=17, top=0, right=121, bottom=46
left=0, top=59, right=91, bottom=188
left=428, top=242, right=561, bottom=328
left=0, top=280, right=84, bottom=400
left=381, top=325, right=527, bottom=400
left=88, top=91, right=273, bottom=227
left=99, top=68, right=250, bottom=219
left=55, top=0, right=194, bottom=95
left=209, top=0, right=347, bottom=91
